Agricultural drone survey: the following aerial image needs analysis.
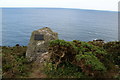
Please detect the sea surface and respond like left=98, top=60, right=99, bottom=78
left=2, top=8, right=118, bottom=46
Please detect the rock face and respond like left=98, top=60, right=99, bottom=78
left=26, top=27, right=58, bottom=62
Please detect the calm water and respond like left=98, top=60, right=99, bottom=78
left=2, top=8, right=118, bottom=46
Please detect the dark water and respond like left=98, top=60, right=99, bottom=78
left=2, top=8, right=118, bottom=46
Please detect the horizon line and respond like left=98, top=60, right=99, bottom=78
left=1, top=7, right=118, bottom=12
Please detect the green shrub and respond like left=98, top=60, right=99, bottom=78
left=49, top=39, right=78, bottom=67
left=44, top=62, right=87, bottom=78
left=76, top=53, right=106, bottom=71
left=2, top=46, right=32, bottom=78
left=104, top=41, right=120, bottom=65
left=45, top=39, right=112, bottom=78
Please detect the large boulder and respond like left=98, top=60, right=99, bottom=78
left=26, top=27, right=58, bottom=62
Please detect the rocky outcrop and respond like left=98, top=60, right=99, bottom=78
left=26, top=27, right=58, bottom=62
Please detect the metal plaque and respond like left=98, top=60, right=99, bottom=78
left=34, top=34, right=44, bottom=40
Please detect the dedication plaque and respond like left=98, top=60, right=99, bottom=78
left=34, top=34, right=44, bottom=40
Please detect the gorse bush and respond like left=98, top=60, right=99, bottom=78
left=76, top=52, right=106, bottom=71
left=73, top=40, right=107, bottom=77
left=104, top=41, right=120, bottom=65
left=44, top=61, right=87, bottom=78
left=49, top=39, right=78, bottom=67
left=44, top=39, right=118, bottom=78
left=2, top=46, right=32, bottom=78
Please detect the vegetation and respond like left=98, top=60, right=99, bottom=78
left=2, top=46, right=32, bottom=78
left=104, top=41, right=120, bottom=65
left=44, top=39, right=120, bottom=78
left=2, top=40, right=120, bottom=78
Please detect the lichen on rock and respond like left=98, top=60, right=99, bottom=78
left=26, top=27, right=58, bottom=62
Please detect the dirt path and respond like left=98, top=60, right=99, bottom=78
left=28, top=54, right=48, bottom=78
left=28, top=62, right=47, bottom=78
left=29, top=69, right=47, bottom=78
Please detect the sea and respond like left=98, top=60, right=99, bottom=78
left=1, top=8, right=118, bottom=46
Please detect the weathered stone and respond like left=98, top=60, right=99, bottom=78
left=26, top=27, right=58, bottom=62
left=93, top=39, right=104, bottom=43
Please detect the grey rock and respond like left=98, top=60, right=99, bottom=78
left=26, top=27, right=58, bottom=62
left=93, top=39, right=104, bottom=42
